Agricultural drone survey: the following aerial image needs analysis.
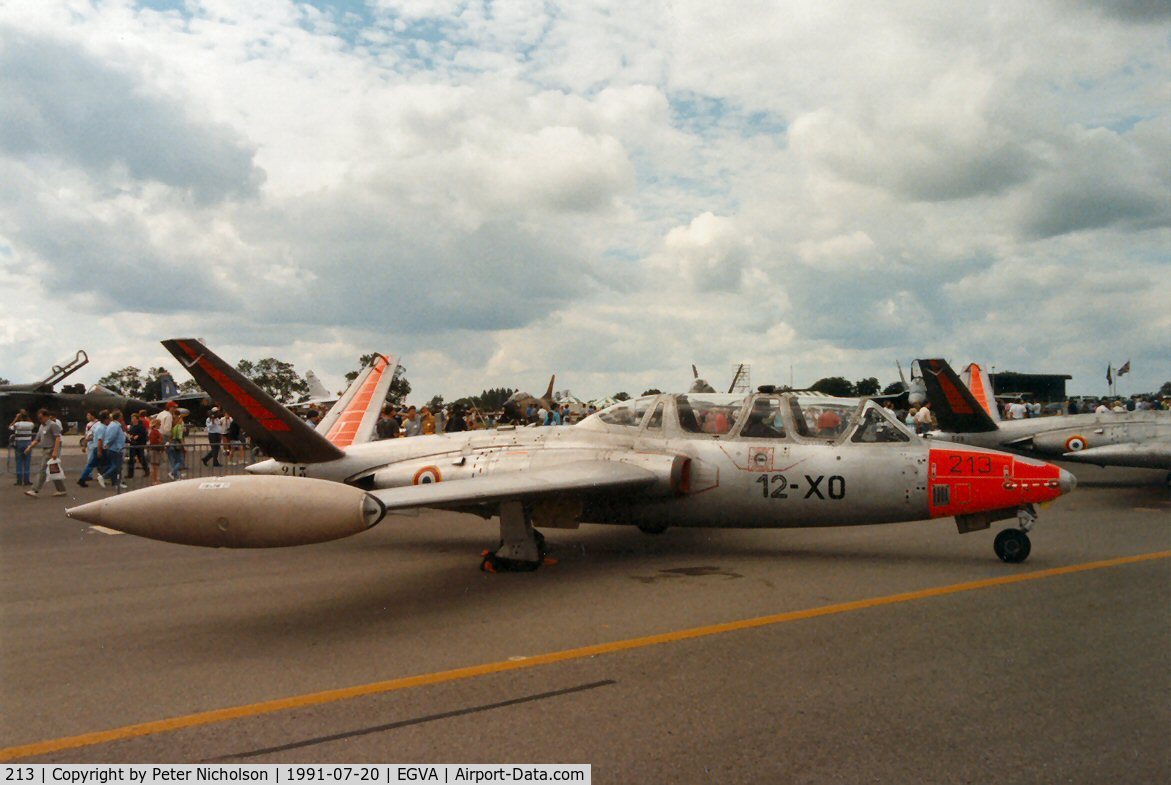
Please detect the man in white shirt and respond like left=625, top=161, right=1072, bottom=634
left=202, top=407, right=226, bottom=467
left=913, top=402, right=936, bottom=434
left=402, top=406, right=421, bottom=437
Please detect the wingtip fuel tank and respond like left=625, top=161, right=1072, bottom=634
left=66, top=476, right=386, bottom=547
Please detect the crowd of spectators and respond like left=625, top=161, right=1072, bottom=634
left=8, top=401, right=251, bottom=497
left=363, top=399, right=599, bottom=439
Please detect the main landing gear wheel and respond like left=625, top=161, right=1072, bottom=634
left=994, top=528, right=1031, bottom=564
left=480, top=503, right=553, bottom=573
left=480, top=531, right=550, bottom=572
left=481, top=551, right=544, bottom=572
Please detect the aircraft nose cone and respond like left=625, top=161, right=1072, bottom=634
left=246, top=459, right=278, bottom=475
left=65, top=499, right=104, bottom=526
left=1058, top=468, right=1077, bottom=495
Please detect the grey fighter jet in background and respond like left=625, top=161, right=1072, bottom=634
left=67, top=340, right=1076, bottom=570
left=0, top=351, right=158, bottom=444
left=917, top=358, right=1171, bottom=485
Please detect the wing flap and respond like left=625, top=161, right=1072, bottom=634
left=369, top=460, right=657, bottom=512
left=163, top=339, right=344, bottom=464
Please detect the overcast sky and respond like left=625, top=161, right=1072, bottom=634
left=1, top=0, right=1168, bottom=402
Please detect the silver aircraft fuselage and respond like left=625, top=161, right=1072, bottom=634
left=929, top=411, right=1171, bottom=471
left=248, top=393, right=1071, bottom=529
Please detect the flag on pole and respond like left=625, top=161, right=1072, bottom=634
left=1117, top=360, right=1131, bottom=376
left=1106, top=364, right=1113, bottom=385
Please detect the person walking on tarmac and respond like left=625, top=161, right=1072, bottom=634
left=167, top=410, right=187, bottom=480
left=24, top=409, right=67, bottom=498
left=99, top=410, right=127, bottom=489
left=202, top=407, right=225, bottom=467
left=9, top=410, right=35, bottom=485
left=76, top=410, right=107, bottom=487
left=126, top=411, right=149, bottom=479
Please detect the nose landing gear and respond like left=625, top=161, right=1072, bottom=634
left=994, top=505, right=1035, bottom=563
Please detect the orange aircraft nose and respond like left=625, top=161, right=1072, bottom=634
left=927, top=447, right=1075, bottom=519
left=1007, top=455, right=1077, bottom=503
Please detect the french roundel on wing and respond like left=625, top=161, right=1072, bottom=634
left=412, top=466, right=443, bottom=485
left=1064, top=435, right=1087, bottom=452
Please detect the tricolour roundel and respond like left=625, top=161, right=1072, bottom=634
left=1064, top=435, right=1087, bottom=452
left=412, top=466, right=443, bottom=485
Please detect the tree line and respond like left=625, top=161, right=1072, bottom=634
left=85, top=361, right=1171, bottom=408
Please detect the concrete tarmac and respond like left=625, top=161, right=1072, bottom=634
left=1, top=454, right=1168, bottom=783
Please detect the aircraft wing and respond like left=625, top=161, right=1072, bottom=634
left=317, top=354, right=398, bottom=448
left=916, top=359, right=1000, bottom=433
left=162, top=338, right=345, bottom=464
left=369, top=460, right=657, bottom=512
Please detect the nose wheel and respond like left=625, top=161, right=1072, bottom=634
left=993, top=504, right=1036, bottom=564
left=994, top=528, right=1031, bottom=563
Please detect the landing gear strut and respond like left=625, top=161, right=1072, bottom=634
left=993, top=505, right=1035, bottom=563
left=481, top=501, right=551, bottom=572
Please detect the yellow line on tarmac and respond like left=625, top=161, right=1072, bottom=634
left=3, top=549, right=1168, bottom=762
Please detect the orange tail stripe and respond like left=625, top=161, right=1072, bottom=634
left=967, top=365, right=992, bottom=417
left=325, top=356, right=389, bottom=447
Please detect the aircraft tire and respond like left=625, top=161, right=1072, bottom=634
left=994, top=529, right=1031, bottom=564
left=481, top=529, right=547, bottom=572
left=637, top=522, right=670, bottom=535
left=480, top=553, right=541, bottom=572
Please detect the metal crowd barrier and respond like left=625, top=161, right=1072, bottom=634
left=114, top=441, right=257, bottom=492
left=4, top=441, right=259, bottom=495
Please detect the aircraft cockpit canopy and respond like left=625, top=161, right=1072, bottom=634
left=596, top=395, right=658, bottom=427
left=675, top=394, right=744, bottom=435
left=583, top=394, right=915, bottom=445
left=851, top=403, right=912, bottom=443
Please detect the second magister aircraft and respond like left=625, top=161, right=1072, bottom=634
left=66, top=339, right=1076, bottom=569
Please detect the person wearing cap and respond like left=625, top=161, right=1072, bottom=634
left=157, top=400, right=177, bottom=435
left=202, top=406, right=226, bottom=467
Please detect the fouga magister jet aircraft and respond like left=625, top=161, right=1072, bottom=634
left=917, top=359, right=1171, bottom=485
left=65, top=339, right=1077, bottom=569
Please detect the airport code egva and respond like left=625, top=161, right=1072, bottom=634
left=6, top=766, right=590, bottom=784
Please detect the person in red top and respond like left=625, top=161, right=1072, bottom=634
left=816, top=408, right=842, bottom=436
